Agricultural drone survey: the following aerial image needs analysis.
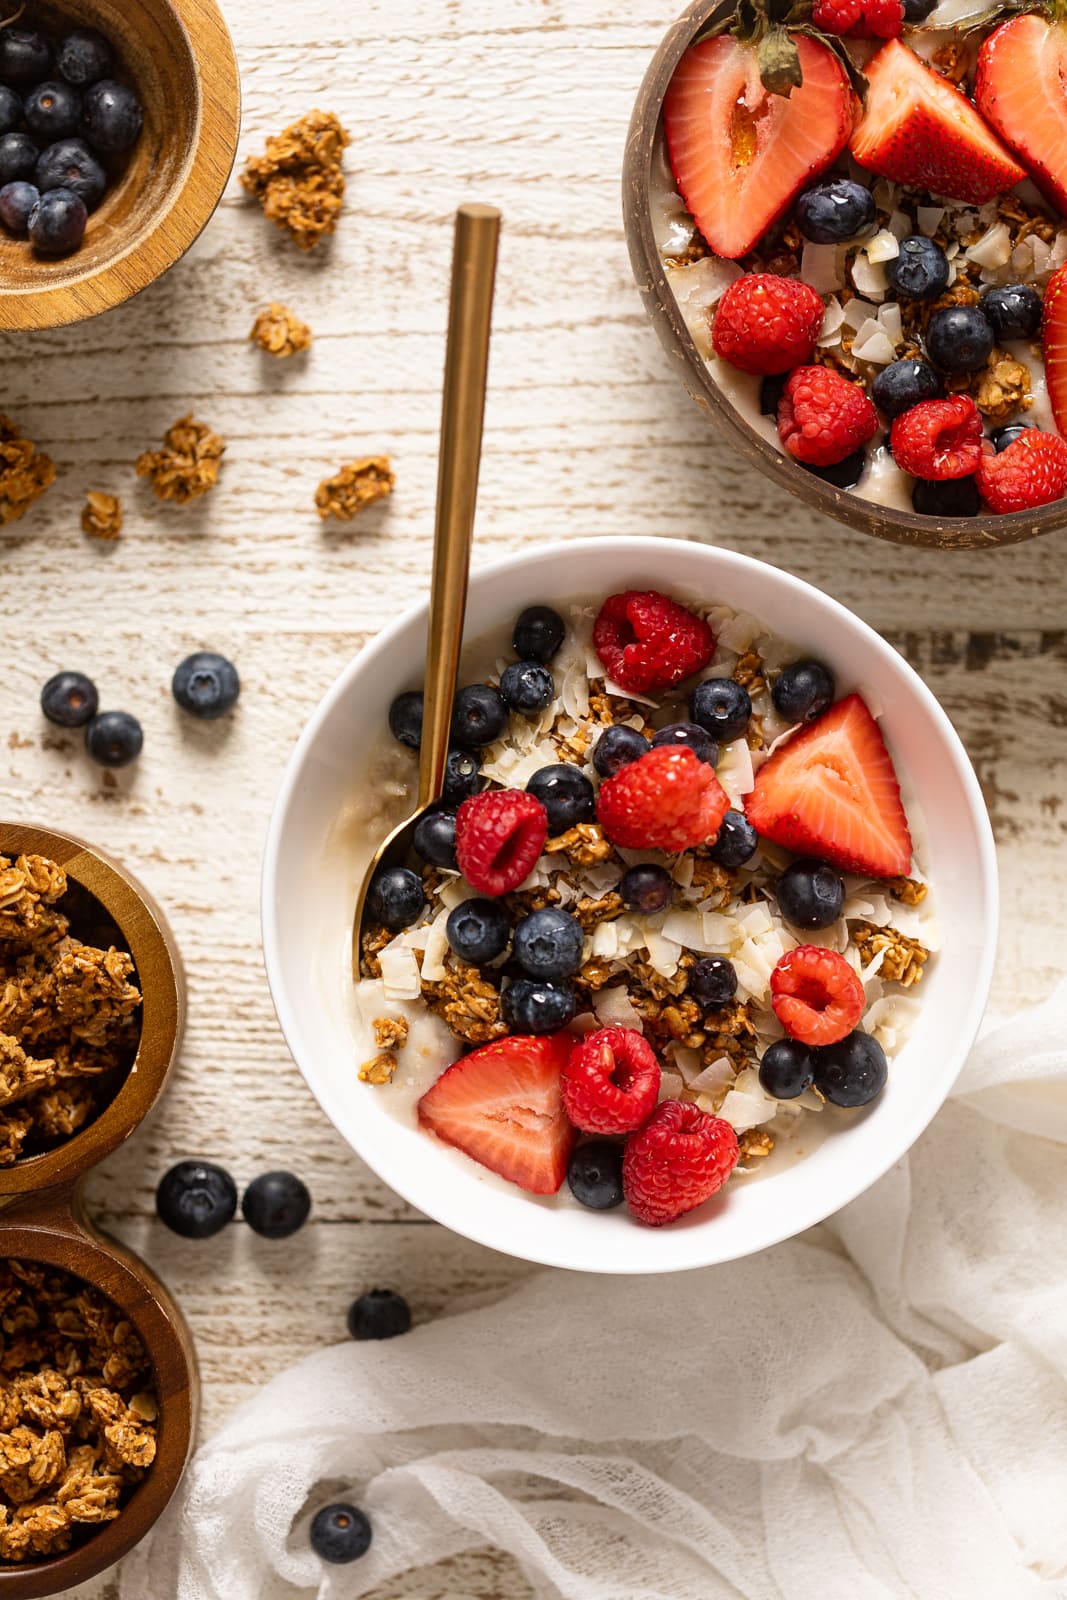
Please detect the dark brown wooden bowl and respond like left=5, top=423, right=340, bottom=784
left=623, top=0, right=1067, bottom=550
left=0, top=0, right=240, bottom=330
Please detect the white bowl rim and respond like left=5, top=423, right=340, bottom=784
left=261, top=535, right=999, bottom=1273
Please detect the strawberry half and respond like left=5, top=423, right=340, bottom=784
left=417, top=1032, right=575, bottom=1195
left=1043, top=263, right=1067, bottom=438
left=977, top=15, right=1067, bottom=216
left=850, top=38, right=1025, bottom=204
left=745, top=694, right=912, bottom=877
left=663, top=34, right=855, bottom=261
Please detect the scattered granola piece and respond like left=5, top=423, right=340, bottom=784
left=574, top=892, right=624, bottom=933
left=0, top=1036, right=56, bottom=1109
left=0, top=856, right=67, bottom=947
left=371, top=1016, right=409, bottom=1052
left=135, top=415, right=225, bottom=505
left=249, top=302, right=312, bottom=358
left=314, top=457, right=394, bottom=522
left=360, top=924, right=392, bottom=980
left=852, top=920, right=930, bottom=987
left=883, top=875, right=928, bottom=906
left=420, top=957, right=506, bottom=1045
left=930, top=40, right=968, bottom=84
left=80, top=491, right=122, bottom=541
left=971, top=353, right=1032, bottom=423
left=738, top=1127, right=775, bottom=1161
left=358, top=1051, right=398, bottom=1086
left=52, top=942, right=141, bottom=1048
left=240, top=110, right=350, bottom=251
left=543, top=823, right=616, bottom=868
left=732, top=650, right=766, bottom=694
left=0, top=416, right=54, bottom=526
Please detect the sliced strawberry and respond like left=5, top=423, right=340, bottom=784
left=663, top=34, right=855, bottom=261
left=850, top=38, right=1025, bottom=204
left=976, top=15, right=1067, bottom=217
left=745, top=694, right=912, bottom=877
left=1043, top=263, right=1067, bottom=437
left=418, top=1033, right=575, bottom=1195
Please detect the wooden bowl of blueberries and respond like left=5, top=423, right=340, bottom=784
left=0, top=0, right=240, bottom=329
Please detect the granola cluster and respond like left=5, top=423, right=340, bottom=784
left=240, top=110, right=351, bottom=252
left=249, top=302, right=312, bottom=358
left=0, top=1260, right=156, bottom=1563
left=136, top=415, right=225, bottom=505
left=80, top=491, right=122, bottom=541
left=315, top=457, right=395, bottom=522
left=0, top=855, right=141, bottom=1165
left=0, top=415, right=55, bottom=526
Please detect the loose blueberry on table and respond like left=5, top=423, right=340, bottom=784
left=156, top=1159, right=238, bottom=1238
left=309, top=1503, right=373, bottom=1564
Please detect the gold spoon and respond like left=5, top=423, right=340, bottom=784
left=352, top=202, right=501, bottom=977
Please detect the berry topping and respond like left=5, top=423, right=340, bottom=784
left=0, top=180, right=36, bottom=234
left=592, top=589, right=714, bottom=695
left=561, top=1026, right=661, bottom=1135
left=976, top=14, right=1067, bottom=220
left=770, top=945, right=866, bottom=1047
left=0, top=133, right=38, bottom=186
left=413, top=808, right=458, bottom=869
left=451, top=683, right=509, bottom=748
left=758, top=1038, right=816, bottom=1100
left=597, top=745, right=730, bottom=853
left=502, top=978, right=576, bottom=1034
left=512, top=604, right=565, bottom=663
left=56, top=28, right=113, bottom=87
left=592, top=723, right=649, bottom=777
left=388, top=690, right=423, bottom=747
left=172, top=651, right=240, bottom=719
left=40, top=669, right=98, bottom=728
left=890, top=395, right=983, bottom=480
left=24, top=82, right=81, bottom=143
left=241, top=1171, right=311, bottom=1239
left=81, top=79, right=142, bottom=154
left=1044, top=262, right=1067, bottom=439
left=418, top=1032, right=576, bottom=1193
left=513, top=906, right=584, bottom=981
left=455, top=788, right=548, bottom=896
left=619, top=863, right=673, bottom=914
left=812, top=1029, right=888, bottom=1105
left=902, top=0, right=937, bottom=17
left=707, top=809, right=759, bottom=868
left=446, top=897, right=511, bottom=964
left=981, top=283, right=1042, bottom=342
left=35, top=137, right=105, bottom=208
left=871, top=358, right=940, bottom=418
left=28, top=186, right=85, bottom=254
left=567, top=1140, right=625, bottom=1209
left=925, top=306, right=995, bottom=375
left=778, top=366, right=878, bottom=469
left=912, top=475, right=981, bottom=517
left=813, top=0, right=903, bottom=35
left=310, top=1504, right=373, bottom=1564
left=650, top=720, right=718, bottom=767
left=771, top=659, right=835, bottom=724
left=441, top=747, right=483, bottom=805
left=526, top=763, right=596, bottom=833
left=0, top=30, right=52, bottom=88
left=759, top=373, right=788, bottom=416
left=776, top=857, right=845, bottom=930
left=794, top=177, right=876, bottom=244
left=688, top=955, right=738, bottom=1009
left=690, top=677, right=751, bottom=743
left=84, top=709, right=142, bottom=768
left=156, top=1160, right=237, bottom=1238
left=368, top=865, right=426, bottom=932
left=346, top=1287, right=412, bottom=1340
left=746, top=694, right=912, bottom=877
left=711, top=273, right=825, bottom=376
left=500, top=660, right=554, bottom=715
left=991, top=422, right=1036, bottom=453
left=622, top=1099, right=739, bottom=1226
left=803, top=450, right=867, bottom=489
left=975, top=429, right=1067, bottom=514
left=0, top=87, right=19, bottom=137
left=884, top=235, right=949, bottom=300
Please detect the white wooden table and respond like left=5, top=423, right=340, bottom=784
left=1, top=0, right=1062, bottom=1592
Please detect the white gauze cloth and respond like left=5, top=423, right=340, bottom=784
left=119, top=982, right=1067, bottom=1600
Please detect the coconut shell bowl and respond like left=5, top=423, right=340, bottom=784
left=0, top=822, right=194, bottom=1599
left=622, top=0, right=1067, bottom=550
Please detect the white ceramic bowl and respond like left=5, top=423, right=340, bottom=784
left=262, top=537, right=997, bottom=1273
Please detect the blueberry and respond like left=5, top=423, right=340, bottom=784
left=871, top=359, right=941, bottom=419
left=346, top=1287, right=411, bottom=1340
left=40, top=670, right=97, bottom=728
left=0, top=132, right=39, bottom=185
left=56, top=29, right=113, bottom=87
left=502, top=977, right=576, bottom=1033
left=925, top=306, right=994, bottom=374
left=388, top=689, right=423, bottom=748
left=172, top=651, right=239, bottom=719
left=24, top=82, right=82, bottom=142
left=619, top=863, right=672, bottom=914
left=885, top=236, right=949, bottom=301
left=707, top=809, right=758, bottom=869
left=513, top=906, right=584, bottom=981
left=451, top=683, right=508, bottom=748
left=367, top=866, right=424, bottom=932
left=991, top=422, right=1037, bottom=453
left=689, top=956, right=738, bottom=1009
left=0, top=180, right=36, bottom=233
left=759, top=372, right=788, bottom=416
left=592, top=723, right=648, bottom=777
left=812, top=1029, right=888, bottom=1107
left=776, top=857, right=845, bottom=929
left=156, top=1160, right=237, bottom=1238
left=241, top=1171, right=311, bottom=1239
left=81, top=80, right=142, bottom=154
left=500, top=660, right=554, bottom=715
left=911, top=476, right=981, bottom=517
left=902, top=0, right=937, bottom=16
left=690, top=677, right=752, bottom=744
left=413, top=808, right=457, bottom=869
left=651, top=721, right=718, bottom=766
left=758, top=1038, right=815, bottom=1100
left=804, top=448, right=867, bottom=490
left=981, top=283, right=1042, bottom=342
left=567, top=1140, right=624, bottom=1209
left=446, top=897, right=510, bottom=964
left=84, top=709, right=142, bottom=767
left=513, top=604, right=565, bottom=664
left=309, top=1504, right=373, bottom=1564
left=35, top=137, right=105, bottom=208
left=526, top=764, right=595, bottom=833
left=0, top=85, right=20, bottom=135
left=0, top=30, right=52, bottom=89
left=795, top=178, right=876, bottom=244
left=441, top=747, right=482, bottom=804
left=28, top=187, right=86, bottom=254
left=772, top=660, right=835, bottom=724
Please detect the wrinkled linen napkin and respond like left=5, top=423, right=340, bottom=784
left=119, top=982, right=1067, bottom=1600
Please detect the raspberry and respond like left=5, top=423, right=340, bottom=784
left=592, top=590, right=714, bottom=695
left=455, top=789, right=548, bottom=896
left=778, top=366, right=879, bottom=468
left=622, top=1099, right=739, bottom=1226
left=849, top=0, right=904, bottom=36
left=561, top=1027, right=661, bottom=1135
left=769, top=945, right=866, bottom=1048
left=597, top=746, right=730, bottom=853
left=890, top=396, right=982, bottom=480
left=712, top=274, right=826, bottom=376
left=813, top=0, right=863, bottom=32
left=976, top=430, right=1067, bottom=513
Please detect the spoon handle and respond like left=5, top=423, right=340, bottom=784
left=417, top=203, right=501, bottom=810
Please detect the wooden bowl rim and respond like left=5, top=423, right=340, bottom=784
left=0, top=0, right=241, bottom=330
left=621, top=0, right=1067, bottom=550
left=0, top=821, right=184, bottom=1195
left=0, top=1198, right=196, bottom=1597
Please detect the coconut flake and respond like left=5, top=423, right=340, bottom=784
left=850, top=253, right=888, bottom=299
left=593, top=985, right=644, bottom=1030
left=878, top=301, right=903, bottom=344
left=966, top=221, right=1012, bottom=269
left=866, top=228, right=901, bottom=263
left=379, top=940, right=422, bottom=1000
left=916, top=205, right=945, bottom=237
left=842, top=296, right=878, bottom=332
left=817, top=296, right=847, bottom=346
left=666, top=257, right=744, bottom=356
left=717, top=1069, right=778, bottom=1130
left=801, top=241, right=843, bottom=294
left=716, top=737, right=755, bottom=805
left=852, top=323, right=897, bottom=365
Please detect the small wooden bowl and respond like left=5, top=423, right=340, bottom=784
left=623, top=0, right=1067, bottom=550
left=0, top=0, right=240, bottom=330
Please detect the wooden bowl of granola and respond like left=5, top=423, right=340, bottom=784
left=0, top=0, right=240, bottom=331
left=623, top=0, right=1067, bottom=549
